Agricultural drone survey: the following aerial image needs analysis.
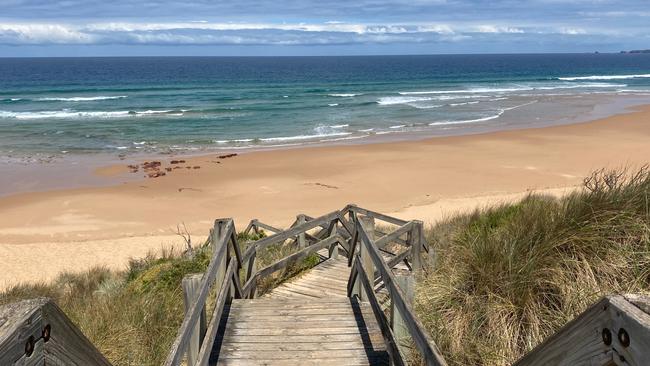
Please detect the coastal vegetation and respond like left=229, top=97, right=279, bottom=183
left=416, top=166, right=650, bottom=365
left=2, top=167, right=649, bottom=365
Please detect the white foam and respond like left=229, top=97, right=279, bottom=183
left=329, top=124, right=349, bottom=128
left=409, top=104, right=443, bottom=109
left=399, top=87, right=531, bottom=95
left=1, top=98, right=22, bottom=102
left=36, top=96, right=127, bottom=102
left=321, top=135, right=368, bottom=142
left=559, top=74, right=650, bottom=81
left=399, top=83, right=623, bottom=95
left=0, top=109, right=179, bottom=120
left=214, top=138, right=255, bottom=144
left=135, top=110, right=173, bottom=115
left=328, top=93, right=359, bottom=97
left=434, top=95, right=490, bottom=100
left=377, top=96, right=434, bottom=105
left=328, top=103, right=339, bottom=107
left=449, top=101, right=480, bottom=107
left=534, top=83, right=624, bottom=90
left=428, top=100, right=537, bottom=126
left=428, top=113, right=503, bottom=126
left=260, top=132, right=352, bottom=142
left=389, top=124, right=406, bottom=129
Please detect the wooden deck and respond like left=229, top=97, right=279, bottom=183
left=212, top=257, right=389, bottom=365
left=263, top=256, right=350, bottom=300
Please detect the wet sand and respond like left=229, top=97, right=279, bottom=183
left=1, top=105, right=650, bottom=289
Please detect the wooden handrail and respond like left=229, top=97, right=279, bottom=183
left=351, top=255, right=405, bottom=365
left=349, top=216, right=447, bottom=366
left=375, top=221, right=414, bottom=249
left=195, top=259, right=238, bottom=366
left=164, top=219, right=235, bottom=366
left=241, top=210, right=340, bottom=263
left=344, top=204, right=410, bottom=226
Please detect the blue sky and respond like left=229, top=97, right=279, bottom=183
left=0, top=0, right=649, bottom=56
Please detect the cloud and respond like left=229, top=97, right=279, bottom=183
left=0, top=21, right=462, bottom=45
left=559, top=27, right=587, bottom=35
left=1, top=0, right=649, bottom=53
left=473, top=25, right=525, bottom=34
left=0, top=21, right=627, bottom=46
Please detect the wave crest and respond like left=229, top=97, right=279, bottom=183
left=558, top=74, right=650, bottom=81
left=36, top=96, right=128, bottom=102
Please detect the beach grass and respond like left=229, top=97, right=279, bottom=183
left=415, top=166, right=650, bottom=365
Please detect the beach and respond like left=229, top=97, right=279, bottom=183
left=0, top=104, right=649, bottom=289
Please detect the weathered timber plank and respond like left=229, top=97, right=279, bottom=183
left=514, top=294, right=650, bottom=366
left=219, top=328, right=385, bottom=337
left=0, top=298, right=112, bottom=366
left=216, top=357, right=389, bottom=366
left=215, top=349, right=386, bottom=360
left=228, top=299, right=354, bottom=308
left=218, top=340, right=383, bottom=349
left=270, top=287, right=323, bottom=299
left=278, top=282, right=346, bottom=296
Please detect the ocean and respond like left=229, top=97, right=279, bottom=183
left=1, top=54, right=650, bottom=159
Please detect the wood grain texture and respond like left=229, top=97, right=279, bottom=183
left=213, top=298, right=389, bottom=366
left=514, top=294, right=650, bottom=366
left=0, top=298, right=112, bottom=366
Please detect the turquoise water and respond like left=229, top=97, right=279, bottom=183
left=1, top=54, right=650, bottom=158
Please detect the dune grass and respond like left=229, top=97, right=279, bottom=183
left=416, top=167, right=650, bottom=365
left=0, top=230, right=321, bottom=366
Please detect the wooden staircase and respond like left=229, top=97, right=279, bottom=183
left=213, top=255, right=388, bottom=365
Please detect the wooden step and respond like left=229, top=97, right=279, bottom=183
left=212, top=297, right=389, bottom=365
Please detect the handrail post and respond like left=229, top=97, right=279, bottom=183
left=410, top=220, right=424, bottom=272
left=391, top=270, right=415, bottom=349
left=296, top=214, right=307, bottom=248
left=212, top=219, right=228, bottom=308
left=355, top=216, right=375, bottom=301
left=182, top=274, right=207, bottom=366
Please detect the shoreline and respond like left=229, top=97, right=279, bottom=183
left=1, top=104, right=650, bottom=289
left=2, top=93, right=649, bottom=198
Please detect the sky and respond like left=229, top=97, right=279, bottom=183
left=0, top=0, right=649, bottom=56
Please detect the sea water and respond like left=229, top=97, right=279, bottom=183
left=1, top=54, right=650, bottom=159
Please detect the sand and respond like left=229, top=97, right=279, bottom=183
left=1, top=105, right=650, bottom=289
